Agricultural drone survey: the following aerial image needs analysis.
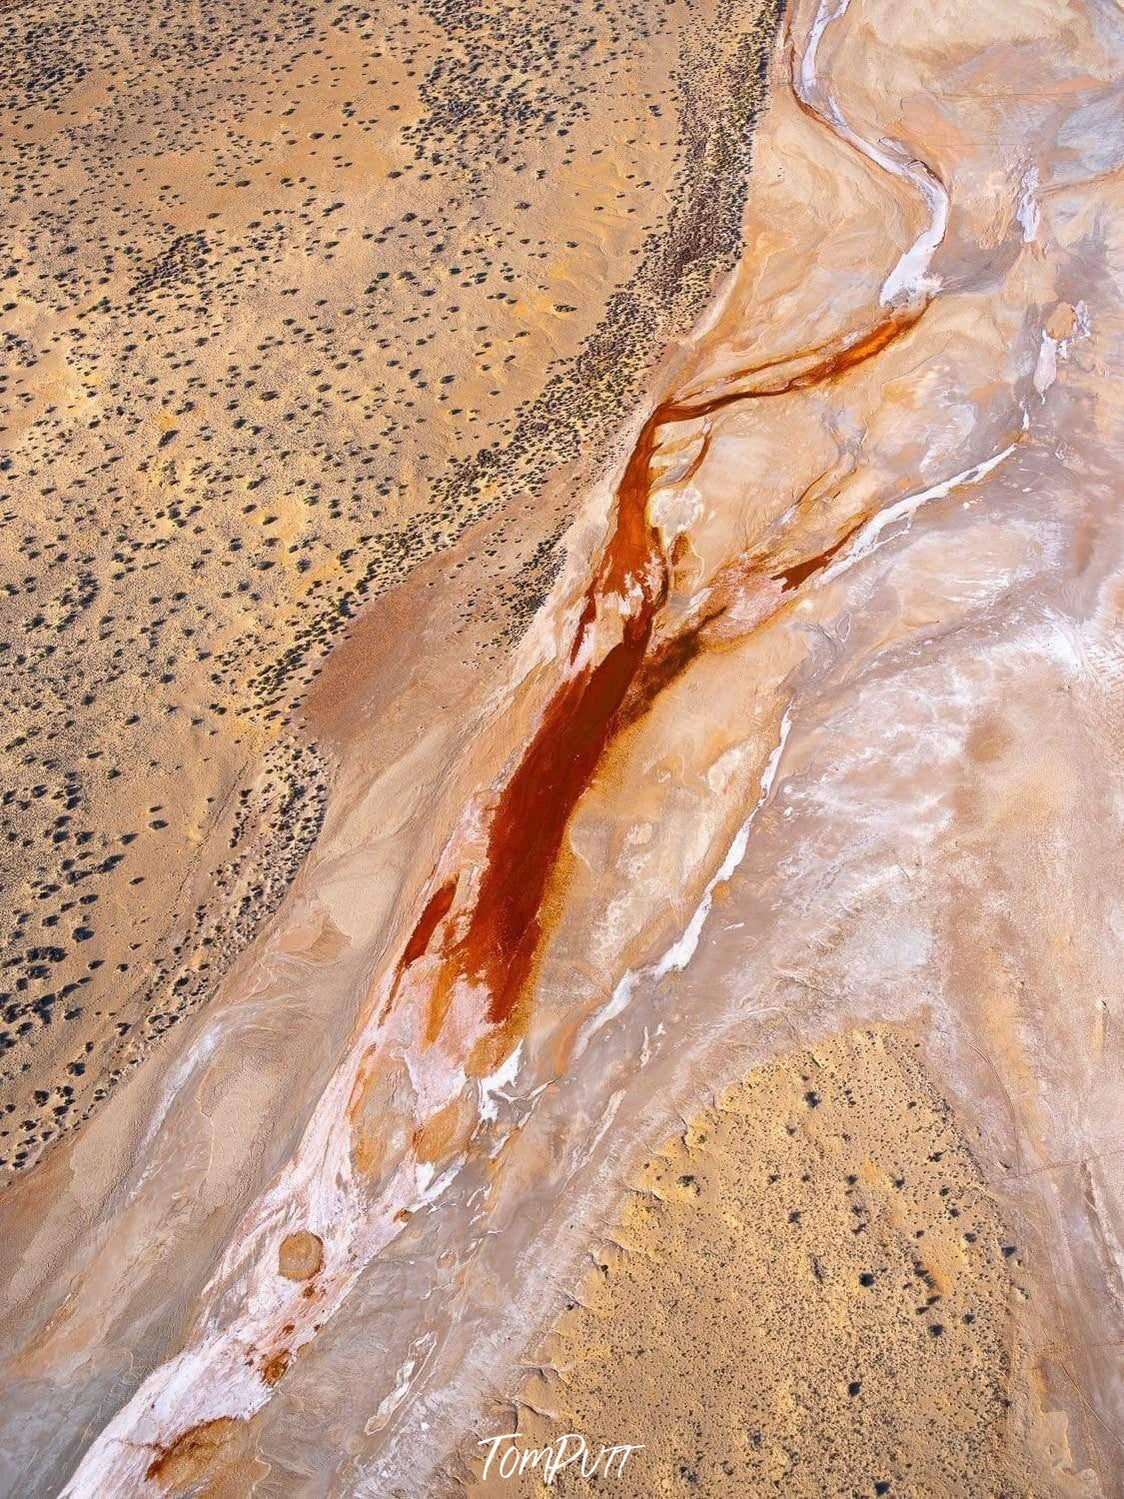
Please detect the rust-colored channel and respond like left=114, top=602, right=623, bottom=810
left=425, top=409, right=671, bottom=1040
left=407, top=308, right=924, bottom=1047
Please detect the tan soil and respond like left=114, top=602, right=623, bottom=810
left=454, top=1029, right=1054, bottom=1497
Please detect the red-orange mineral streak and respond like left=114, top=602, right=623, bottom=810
left=774, top=517, right=864, bottom=590
left=427, top=411, right=671, bottom=1039
left=374, top=877, right=458, bottom=1028
left=401, top=879, right=457, bottom=969
left=410, top=310, right=925, bottom=1047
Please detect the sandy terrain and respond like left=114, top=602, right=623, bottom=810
left=454, top=1028, right=1052, bottom=1496
left=0, top=0, right=775, bottom=1171
left=1, top=0, right=1122, bottom=1495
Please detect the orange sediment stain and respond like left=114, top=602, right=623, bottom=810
left=568, top=595, right=598, bottom=664
left=774, top=517, right=865, bottom=590
left=403, top=313, right=926, bottom=1048
left=144, top=1418, right=245, bottom=1486
left=413, top=1092, right=472, bottom=1163
left=375, top=876, right=458, bottom=1027
left=277, top=1230, right=323, bottom=1281
left=401, top=879, right=457, bottom=969
left=430, top=408, right=670, bottom=1038
left=615, top=614, right=715, bottom=732
left=261, top=1350, right=291, bottom=1386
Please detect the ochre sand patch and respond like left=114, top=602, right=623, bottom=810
left=457, top=1029, right=1037, bottom=1497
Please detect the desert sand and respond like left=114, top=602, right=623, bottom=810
left=1, top=0, right=1123, bottom=1495
left=452, top=1028, right=1048, bottom=1496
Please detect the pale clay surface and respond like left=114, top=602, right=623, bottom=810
left=1, top=0, right=1123, bottom=1494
